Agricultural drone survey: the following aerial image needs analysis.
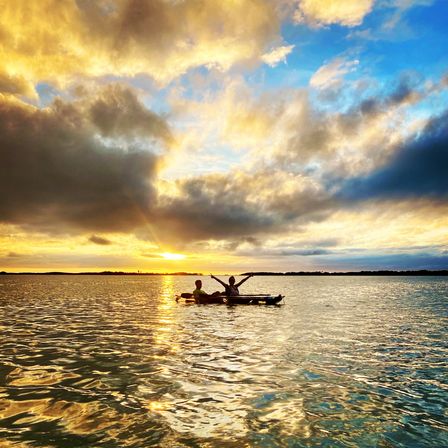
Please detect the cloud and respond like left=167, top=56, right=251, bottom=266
left=89, top=235, right=113, bottom=245
left=0, top=80, right=341, bottom=245
left=293, top=0, right=374, bottom=27
left=0, top=252, right=140, bottom=270
left=319, top=252, right=448, bottom=271
left=235, top=246, right=332, bottom=257
left=0, top=71, right=35, bottom=97
left=0, top=0, right=279, bottom=85
left=340, top=109, right=448, bottom=200
left=156, top=170, right=335, bottom=242
left=0, top=82, right=340, bottom=246
left=261, top=44, right=295, bottom=67
left=310, top=57, right=359, bottom=90
left=7, top=252, right=22, bottom=258
left=140, top=252, right=163, bottom=259
left=167, top=70, right=436, bottom=187
left=310, top=58, right=359, bottom=89
left=88, top=84, right=173, bottom=144
left=348, top=0, right=436, bottom=41
left=275, top=248, right=332, bottom=256
left=381, top=0, right=435, bottom=32
left=266, top=75, right=435, bottom=179
left=0, top=86, right=170, bottom=233
left=387, top=75, right=422, bottom=106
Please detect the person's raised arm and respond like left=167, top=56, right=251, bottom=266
left=211, top=275, right=227, bottom=288
left=235, top=273, right=253, bottom=288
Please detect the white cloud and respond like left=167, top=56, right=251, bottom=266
left=310, top=57, right=359, bottom=90
left=261, top=44, right=295, bottom=67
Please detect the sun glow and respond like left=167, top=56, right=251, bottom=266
left=160, top=252, right=186, bottom=261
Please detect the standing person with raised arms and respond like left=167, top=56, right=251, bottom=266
left=210, top=273, right=254, bottom=297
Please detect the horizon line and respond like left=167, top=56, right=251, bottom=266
left=1, top=270, right=448, bottom=276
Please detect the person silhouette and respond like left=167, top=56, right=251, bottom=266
left=191, top=279, right=222, bottom=301
left=210, top=274, right=253, bottom=296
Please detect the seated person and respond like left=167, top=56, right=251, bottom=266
left=192, top=279, right=221, bottom=302
left=193, top=279, right=207, bottom=300
left=210, top=274, right=253, bottom=296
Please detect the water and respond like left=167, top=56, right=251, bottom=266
left=0, top=275, right=447, bottom=447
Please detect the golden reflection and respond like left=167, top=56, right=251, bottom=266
left=160, top=274, right=175, bottom=309
left=151, top=275, right=178, bottom=348
left=147, top=400, right=170, bottom=413
left=157, top=398, right=248, bottom=437
left=0, top=397, right=114, bottom=434
left=137, top=275, right=181, bottom=419
left=0, top=439, right=36, bottom=448
left=7, top=367, right=79, bottom=387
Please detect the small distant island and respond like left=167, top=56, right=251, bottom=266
left=1, top=270, right=447, bottom=276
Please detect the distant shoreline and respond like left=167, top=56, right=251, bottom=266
left=1, top=270, right=447, bottom=276
left=0, top=271, right=201, bottom=276
left=241, top=270, right=448, bottom=276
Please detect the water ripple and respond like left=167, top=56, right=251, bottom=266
left=0, top=275, right=447, bottom=447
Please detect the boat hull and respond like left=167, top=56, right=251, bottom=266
left=227, top=295, right=283, bottom=305
left=176, top=294, right=284, bottom=305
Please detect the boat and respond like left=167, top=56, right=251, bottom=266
left=175, top=293, right=284, bottom=305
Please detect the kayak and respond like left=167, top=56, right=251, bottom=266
left=175, top=293, right=284, bottom=305
left=225, top=295, right=284, bottom=305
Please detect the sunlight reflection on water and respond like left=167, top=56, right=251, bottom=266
left=0, top=275, right=447, bottom=447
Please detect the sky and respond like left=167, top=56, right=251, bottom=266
left=1, top=0, right=448, bottom=273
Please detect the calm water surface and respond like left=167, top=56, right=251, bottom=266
left=0, top=275, right=447, bottom=447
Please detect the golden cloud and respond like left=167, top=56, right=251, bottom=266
left=299, top=200, right=448, bottom=251
left=0, top=0, right=279, bottom=85
left=0, top=70, right=36, bottom=97
left=293, top=0, right=374, bottom=27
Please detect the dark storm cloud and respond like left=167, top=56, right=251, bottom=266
left=357, top=76, right=421, bottom=118
left=157, top=176, right=277, bottom=240
left=0, top=86, right=170, bottom=233
left=88, top=84, right=173, bottom=143
left=387, top=75, right=421, bottom=106
left=89, top=235, right=113, bottom=245
left=340, top=110, right=448, bottom=200
left=0, top=86, right=338, bottom=243
left=156, top=171, right=336, bottom=241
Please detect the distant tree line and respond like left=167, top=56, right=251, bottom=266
left=241, top=270, right=448, bottom=276
left=0, top=271, right=203, bottom=276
